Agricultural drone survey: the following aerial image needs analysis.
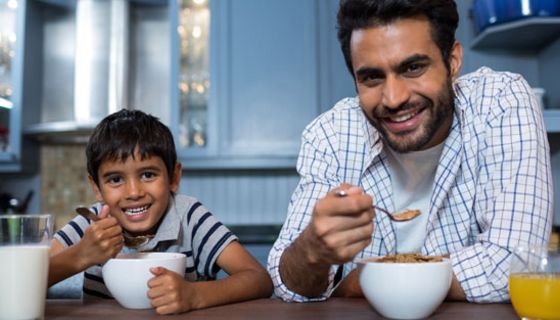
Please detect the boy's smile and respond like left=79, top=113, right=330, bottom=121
left=90, top=150, right=181, bottom=236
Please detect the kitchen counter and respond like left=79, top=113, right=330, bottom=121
left=45, top=298, right=518, bottom=319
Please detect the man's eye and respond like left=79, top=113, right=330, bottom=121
left=360, top=75, right=382, bottom=86
left=405, top=63, right=425, bottom=75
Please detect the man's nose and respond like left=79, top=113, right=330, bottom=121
left=381, top=75, right=410, bottom=109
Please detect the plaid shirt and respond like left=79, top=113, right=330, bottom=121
left=268, top=67, right=553, bottom=303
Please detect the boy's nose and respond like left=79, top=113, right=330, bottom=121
left=126, top=180, right=145, bottom=199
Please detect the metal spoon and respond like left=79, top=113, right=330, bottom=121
left=335, top=190, right=421, bottom=222
left=75, top=206, right=153, bottom=247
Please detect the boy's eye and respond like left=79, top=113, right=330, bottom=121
left=141, top=172, right=157, bottom=180
left=107, top=176, right=123, bottom=185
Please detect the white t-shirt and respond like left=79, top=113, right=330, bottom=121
left=385, top=142, right=444, bottom=253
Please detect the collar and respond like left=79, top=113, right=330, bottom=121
left=134, top=195, right=181, bottom=251
left=358, top=109, right=463, bottom=254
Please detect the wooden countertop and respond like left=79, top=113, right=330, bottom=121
left=45, top=297, right=518, bottom=319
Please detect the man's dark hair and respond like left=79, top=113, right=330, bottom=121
left=337, top=0, right=459, bottom=77
left=86, top=109, right=177, bottom=186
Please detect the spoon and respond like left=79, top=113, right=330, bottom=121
left=335, top=190, right=421, bottom=222
left=75, top=206, right=154, bottom=247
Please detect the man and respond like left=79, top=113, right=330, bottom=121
left=268, top=0, right=552, bottom=303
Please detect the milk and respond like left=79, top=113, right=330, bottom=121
left=0, top=245, right=50, bottom=320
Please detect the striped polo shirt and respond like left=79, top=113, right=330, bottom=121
left=54, top=194, right=237, bottom=299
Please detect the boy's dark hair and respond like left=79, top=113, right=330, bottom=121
left=86, top=109, right=177, bottom=186
left=337, top=0, right=459, bottom=77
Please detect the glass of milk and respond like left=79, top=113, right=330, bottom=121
left=0, top=214, right=53, bottom=320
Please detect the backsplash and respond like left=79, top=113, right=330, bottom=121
left=40, top=144, right=96, bottom=229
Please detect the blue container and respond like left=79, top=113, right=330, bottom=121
left=471, top=0, right=499, bottom=33
left=471, top=0, right=560, bottom=34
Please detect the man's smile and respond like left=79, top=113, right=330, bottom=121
left=380, top=107, right=426, bottom=134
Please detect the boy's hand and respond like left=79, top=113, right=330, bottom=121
left=147, top=267, right=193, bottom=315
left=77, top=204, right=123, bottom=267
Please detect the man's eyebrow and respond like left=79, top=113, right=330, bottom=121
left=355, top=67, right=384, bottom=80
left=397, top=54, right=431, bottom=70
left=354, top=54, right=432, bottom=79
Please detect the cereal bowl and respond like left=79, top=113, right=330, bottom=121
left=357, top=254, right=452, bottom=319
left=102, top=252, right=186, bottom=309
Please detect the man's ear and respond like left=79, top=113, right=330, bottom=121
left=170, top=162, right=182, bottom=193
left=88, top=176, right=104, bottom=202
left=449, top=41, right=463, bottom=81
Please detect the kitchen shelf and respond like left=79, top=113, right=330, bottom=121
left=543, top=110, right=560, bottom=133
left=471, top=17, right=560, bottom=51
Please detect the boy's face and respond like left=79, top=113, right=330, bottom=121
left=90, top=151, right=181, bottom=236
left=350, top=16, right=462, bottom=152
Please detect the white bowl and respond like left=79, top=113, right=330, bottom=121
left=357, top=257, right=452, bottom=319
left=102, top=252, right=186, bottom=309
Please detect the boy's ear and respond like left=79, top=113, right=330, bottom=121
left=88, top=176, right=104, bottom=202
left=170, top=162, right=182, bottom=193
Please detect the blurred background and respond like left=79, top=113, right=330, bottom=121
left=0, top=0, right=559, bottom=269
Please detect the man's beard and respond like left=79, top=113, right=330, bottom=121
left=366, top=78, right=455, bottom=153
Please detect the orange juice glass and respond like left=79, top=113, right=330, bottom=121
left=509, top=246, right=560, bottom=320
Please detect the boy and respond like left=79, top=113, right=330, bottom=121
left=48, top=109, right=273, bottom=315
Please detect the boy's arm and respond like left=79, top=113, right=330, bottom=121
left=195, top=241, right=273, bottom=306
left=48, top=214, right=123, bottom=286
left=148, top=241, right=273, bottom=315
left=48, top=239, right=89, bottom=286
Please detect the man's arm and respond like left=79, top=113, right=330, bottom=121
left=447, top=274, right=466, bottom=301
left=451, top=74, right=552, bottom=302
left=277, top=186, right=374, bottom=298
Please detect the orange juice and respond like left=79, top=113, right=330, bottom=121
left=509, top=273, right=560, bottom=320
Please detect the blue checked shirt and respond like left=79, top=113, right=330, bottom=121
left=268, top=67, right=553, bottom=303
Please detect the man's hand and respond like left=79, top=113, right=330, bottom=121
left=279, top=184, right=374, bottom=297
left=76, top=204, right=123, bottom=267
left=305, top=185, right=374, bottom=265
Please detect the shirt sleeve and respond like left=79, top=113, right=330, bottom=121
left=186, top=201, right=238, bottom=280
left=452, top=74, right=553, bottom=302
left=54, top=214, right=91, bottom=248
left=267, top=118, right=344, bottom=302
left=54, top=203, right=103, bottom=247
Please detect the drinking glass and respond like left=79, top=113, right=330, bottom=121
left=0, top=214, right=53, bottom=320
left=509, top=245, right=560, bottom=320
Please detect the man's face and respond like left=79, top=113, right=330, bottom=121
left=90, top=150, right=181, bottom=236
left=350, top=17, right=462, bottom=152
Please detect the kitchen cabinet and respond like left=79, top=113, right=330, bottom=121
left=13, top=0, right=345, bottom=170
left=171, top=0, right=340, bottom=169
left=0, top=0, right=25, bottom=172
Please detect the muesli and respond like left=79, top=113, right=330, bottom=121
left=372, top=253, right=444, bottom=263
